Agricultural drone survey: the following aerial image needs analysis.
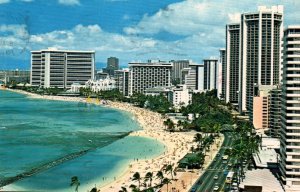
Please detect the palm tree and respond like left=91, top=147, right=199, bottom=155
left=163, top=164, right=176, bottom=180
left=168, top=121, right=175, bottom=131
left=156, top=171, right=164, bottom=185
left=163, top=118, right=171, bottom=129
left=213, top=123, right=221, bottom=137
left=131, top=172, right=142, bottom=188
left=194, top=133, right=202, bottom=149
left=119, top=186, right=128, bottom=192
left=129, top=184, right=141, bottom=192
left=70, top=176, right=80, bottom=192
left=144, top=172, right=153, bottom=187
left=162, top=178, right=172, bottom=192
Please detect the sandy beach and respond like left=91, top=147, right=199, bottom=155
left=5, top=89, right=223, bottom=192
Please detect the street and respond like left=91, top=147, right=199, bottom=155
left=189, top=132, right=236, bottom=192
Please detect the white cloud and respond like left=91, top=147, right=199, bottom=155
left=0, top=0, right=10, bottom=4
left=2, top=0, right=300, bottom=66
left=58, top=0, right=80, bottom=6
left=124, top=0, right=229, bottom=36
left=27, top=24, right=161, bottom=62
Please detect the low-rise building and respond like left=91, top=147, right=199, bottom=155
left=70, top=82, right=85, bottom=93
left=85, top=78, right=116, bottom=92
left=250, top=85, right=277, bottom=131
left=145, top=84, right=192, bottom=109
left=169, top=84, right=192, bottom=108
left=239, top=169, right=284, bottom=192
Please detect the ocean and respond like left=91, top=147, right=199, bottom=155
left=0, top=90, right=164, bottom=191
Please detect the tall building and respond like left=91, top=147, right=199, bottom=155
left=203, top=59, right=218, bottom=91
left=219, top=49, right=226, bottom=100
left=128, top=62, right=172, bottom=95
left=226, top=23, right=240, bottom=106
left=170, top=60, right=190, bottom=84
left=105, top=57, right=119, bottom=76
left=115, top=69, right=129, bottom=96
left=30, top=48, right=95, bottom=89
left=280, top=26, right=300, bottom=192
left=269, top=87, right=281, bottom=138
left=181, top=64, right=204, bottom=91
left=239, top=5, right=283, bottom=113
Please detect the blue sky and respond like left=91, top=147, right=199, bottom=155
left=0, top=0, right=300, bottom=70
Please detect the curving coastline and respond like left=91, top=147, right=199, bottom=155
left=4, top=89, right=198, bottom=191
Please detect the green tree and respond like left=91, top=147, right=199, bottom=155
left=156, top=171, right=164, bottom=185
left=194, top=133, right=203, bottom=149
left=131, top=172, right=142, bottom=189
left=163, top=164, right=176, bottom=180
left=144, top=172, right=153, bottom=187
left=119, top=186, right=128, bottom=192
left=162, top=178, right=172, bottom=192
left=70, top=176, right=80, bottom=192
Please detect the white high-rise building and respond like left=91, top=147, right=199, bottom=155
left=280, top=26, right=300, bottom=192
left=181, top=63, right=204, bottom=91
left=128, top=62, right=172, bottom=95
left=239, top=5, right=283, bottom=113
left=115, top=69, right=130, bottom=96
left=30, top=48, right=95, bottom=88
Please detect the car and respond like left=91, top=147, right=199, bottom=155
left=190, top=186, right=197, bottom=192
left=213, top=186, right=219, bottom=191
left=216, top=153, right=220, bottom=157
left=232, top=182, right=238, bottom=187
left=228, top=163, right=232, bottom=167
left=214, top=175, right=218, bottom=179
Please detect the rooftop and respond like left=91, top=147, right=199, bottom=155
left=240, top=169, right=284, bottom=192
left=253, top=148, right=278, bottom=168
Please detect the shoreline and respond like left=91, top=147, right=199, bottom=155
left=4, top=89, right=198, bottom=191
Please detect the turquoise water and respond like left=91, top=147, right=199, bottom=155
left=0, top=90, right=165, bottom=191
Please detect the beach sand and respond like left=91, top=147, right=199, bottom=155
left=6, top=89, right=224, bottom=192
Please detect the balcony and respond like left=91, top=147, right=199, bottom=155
left=286, top=171, right=300, bottom=175
left=287, top=146, right=300, bottom=149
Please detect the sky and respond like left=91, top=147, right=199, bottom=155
left=0, top=0, right=300, bottom=70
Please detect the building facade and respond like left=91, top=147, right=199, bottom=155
left=219, top=49, right=226, bottom=100
left=30, top=48, right=95, bottom=89
left=128, top=62, right=172, bottom=95
left=169, top=84, right=192, bottom=108
left=105, top=57, right=119, bottom=76
left=145, top=85, right=192, bottom=109
left=170, top=60, right=190, bottom=84
left=203, top=59, right=218, bottom=91
left=226, top=23, right=240, bottom=106
left=85, top=78, right=116, bottom=92
left=115, top=69, right=129, bottom=96
left=269, top=87, right=281, bottom=138
left=280, top=26, right=300, bottom=192
left=239, top=6, right=283, bottom=113
left=181, top=64, right=204, bottom=91
left=250, top=85, right=276, bottom=130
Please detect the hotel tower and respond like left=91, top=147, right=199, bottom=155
left=280, top=26, right=300, bottom=192
left=239, top=6, right=283, bottom=113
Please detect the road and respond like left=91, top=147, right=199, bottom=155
left=189, top=132, right=236, bottom=192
